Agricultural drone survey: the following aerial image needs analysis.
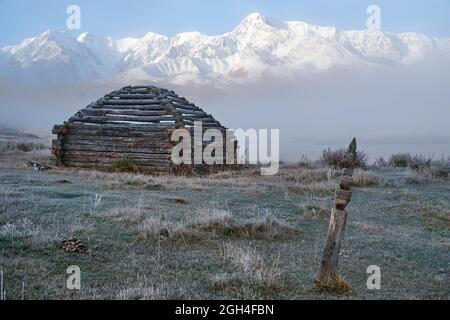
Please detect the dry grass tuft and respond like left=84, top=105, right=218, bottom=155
left=404, top=168, right=432, bottom=185
left=298, top=203, right=330, bottom=219
left=116, top=277, right=187, bottom=300
left=283, top=167, right=338, bottom=183
left=421, top=207, right=450, bottom=230
left=212, top=243, right=284, bottom=298
left=117, top=286, right=163, bottom=300
left=189, top=207, right=232, bottom=232
left=287, top=180, right=337, bottom=195
left=434, top=209, right=450, bottom=223
left=106, top=178, right=164, bottom=191
left=352, top=169, right=379, bottom=188
left=95, top=207, right=146, bottom=223
left=0, top=218, right=54, bottom=246
left=139, top=217, right=201, bottom=242
left=67, top=219, right=94, bottom=234
left=316, top=274, right=351, bottom=295
left=189, top=207, right=299, bottom=240
left=234, top=217, right=299, bottom=240
left=351, top=222, right=382, bottom=234
left=405, top=166, right=449, bottom=184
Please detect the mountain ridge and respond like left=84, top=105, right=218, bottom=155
left=1, top=12, right=449, bottom=86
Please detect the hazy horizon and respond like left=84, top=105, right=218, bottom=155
left=2, top=60, right=449, bottom=162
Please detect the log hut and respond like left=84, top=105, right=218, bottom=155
left=52, top=86, right=237, bottom=174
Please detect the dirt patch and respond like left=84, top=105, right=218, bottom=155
left=167, top=198, right=191, bottom=205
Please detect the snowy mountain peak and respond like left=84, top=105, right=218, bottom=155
left=77, top=32, right=101, bottom=43
left=142, top=32, right=167, bottom=41
left=241, top=12, right=267, bottom=25
left=1, top=13, right=449, bottom=86
left=234, top=12, right=285, bottom=34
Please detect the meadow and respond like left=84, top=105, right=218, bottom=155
left=0, top=142, right=449, bottom=299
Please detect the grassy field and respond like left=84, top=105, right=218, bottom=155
left=0, top=148, right=449, bottom=300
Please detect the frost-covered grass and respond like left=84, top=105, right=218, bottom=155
left=0, top=162, right=448, bottom=299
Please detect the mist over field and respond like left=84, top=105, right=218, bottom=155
left=1, top=61, right=449, bottom=162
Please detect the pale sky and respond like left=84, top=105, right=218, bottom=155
left=1, top=0, right=450, bottom=45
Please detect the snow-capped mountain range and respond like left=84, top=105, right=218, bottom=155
left=1, top=13, right=449, bottom=86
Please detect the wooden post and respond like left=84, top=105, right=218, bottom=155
left=316, top=138, right=357, bottom=286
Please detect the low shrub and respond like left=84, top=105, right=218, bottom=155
left=0, top=141, right=48, bottom=153
left=388, top=153, right=432, bottom=168
left=16, top=142, right=34, bottom=152
left=374, top=157, right=388, bottom=167
left=321, top=148, right=368, bottom=169
left=111, top=155, right=137, bottom=173
left=297, top=154, right=312, bottom=168
left=388, top=153, right=412, bottom=167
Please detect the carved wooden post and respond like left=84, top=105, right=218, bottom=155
left=316, top=138, right=357, bottom=286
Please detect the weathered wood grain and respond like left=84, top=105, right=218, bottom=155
left=62, top=143, right=172, bottom=154
left=316, top=138, right=357, bottom=287
left=52, top=85, right=236, bottom=173
left=316, top=208, right=348, bottom=285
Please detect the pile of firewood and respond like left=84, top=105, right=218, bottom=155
left=58, top=237, right=88, bottom=253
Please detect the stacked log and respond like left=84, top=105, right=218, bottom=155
left=52, top=86, right=236, bottom=174
left=316, top=138, right=357, bottom=287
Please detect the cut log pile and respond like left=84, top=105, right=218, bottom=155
left=52, top=86, right=236, bottom=173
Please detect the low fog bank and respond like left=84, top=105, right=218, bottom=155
left=1, top=62, right=449, bottom=162
left=0, top=82, right=119, bottom=138
left=187, top=63, right=450, bottom=162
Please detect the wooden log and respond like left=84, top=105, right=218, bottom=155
left=61, top=161, right=171, bottom=172
left=339, top=176, right=353, bottom=190
left=123, top=85, right=166, bottom=91
left=176, top=110, right=209, bottom=117
left=81, top=107, right=170, bottom=117
left=64, top=135, right=169, bottom=144
left=93, top=104, right=167, bottom=110
left=68, top=122, right=176, bottom=132
left=100, top=99, right=160, bottom=105
left=184, top=122, right=225, bottom=129
left=63, top=139, right=172, bottom=149
left=64, top=150, right=171, bottom=159
left=182, top=116, right=217, bottom=122
left=65, top=129, right=170, bottom=139
left=62, top=144, right=172, bottom=154
left=342, top=157, right=354, bottom=169
left=70, top=115, right=177, bottom=124
left=171, top=104, right=199, bottom=111
left=335, top=189, right=352, bottom=210
left=63, top=138, right=171, bottom=148
left=316, top=208, right=348, bottom=285
left=316, top=138, right=357, bottom=287
left=107, top=94, right=157, bottom=100
left=64, top=156, right=171, bottom=166
left=99, top=109, right=168, bottom=117
left=67, top=123, right=173, bottom=132
left=343, top=167, right=354, bottom=176
left=122, top=87, right=156, bottom=92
